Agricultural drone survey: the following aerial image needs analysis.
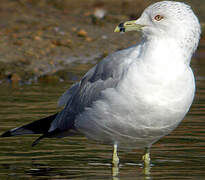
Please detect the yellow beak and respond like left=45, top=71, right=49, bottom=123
left=114, top=20, right=145, bottom=33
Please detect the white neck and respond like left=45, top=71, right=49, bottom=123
left=138, top=36, right=192, bottom=66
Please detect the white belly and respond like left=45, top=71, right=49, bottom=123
left=75, top=63, right=195, bottom=148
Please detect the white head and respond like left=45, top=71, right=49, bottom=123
left=115, top=1, right=201, bottom=56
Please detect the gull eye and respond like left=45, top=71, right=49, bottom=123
left=154, top=15, right=164, bottom=21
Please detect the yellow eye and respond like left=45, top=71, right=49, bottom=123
left=154, top=15, right=164, bottom=21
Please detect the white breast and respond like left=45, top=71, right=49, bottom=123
left=75, top=40, right=195, bottom=148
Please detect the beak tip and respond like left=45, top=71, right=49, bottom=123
left=114, top=20, right=144, bottom=33
left=114, top=26, right=120, bottom=33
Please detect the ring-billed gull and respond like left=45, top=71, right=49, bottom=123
left=1, top=1, right=201, bottom=167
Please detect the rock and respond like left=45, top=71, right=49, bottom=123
left=85, top=37, right=93, bottom=42
left=77, top=30, right=88, bottom=37
left=51, top=39, right=72, bottom=48
left=34, top=36, right=42, bottom=41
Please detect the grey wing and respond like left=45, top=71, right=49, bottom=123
left=58, top=83, right=79, bottom=107
left=49, top=47, right=136, bottom=132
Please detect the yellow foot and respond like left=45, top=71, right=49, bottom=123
left=142, top=152, right=150, bottom=167
left=142, top=148, right=151, bottom=176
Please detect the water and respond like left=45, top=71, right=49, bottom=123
left=1, top=49, right=205, bottom=179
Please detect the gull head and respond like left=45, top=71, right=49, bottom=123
left=115, top=1, right=201, bottom=54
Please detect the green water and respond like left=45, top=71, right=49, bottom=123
left=1, top=47, right=205, bottom=179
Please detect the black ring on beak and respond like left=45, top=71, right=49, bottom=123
left=118, top=23, right=125, bottom=32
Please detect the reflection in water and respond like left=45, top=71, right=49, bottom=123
left=1, top=42, right=205, bottom=179
left=143, top=165, right=151, bottom=180
left=112, top=165, right=119, bottom=179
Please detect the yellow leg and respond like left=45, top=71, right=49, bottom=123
left=112, top=144, right=119, bottom=166
left=112, top=165, right=119, bottom=178
left=142, top=147, right=150, bottom=167
left=112, top=144, right=119, bottom=177
left=142, top=147, right=151, bottom=176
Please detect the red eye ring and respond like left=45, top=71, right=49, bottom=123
left=154, top=15, right=164, bottom=21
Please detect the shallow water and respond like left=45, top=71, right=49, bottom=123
left=1, top=48, right=205, bottom=179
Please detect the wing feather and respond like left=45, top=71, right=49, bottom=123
left=50, top=46, right=138, bottom=131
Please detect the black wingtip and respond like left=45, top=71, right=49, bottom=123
left=1, top=131, right=12, bottom=137
left=31, top=135, right=45, bottom=147
left=31, top=139, right=39, bottom=147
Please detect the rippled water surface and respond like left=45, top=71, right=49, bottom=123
left=1, top=47, right=205, bottom=179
